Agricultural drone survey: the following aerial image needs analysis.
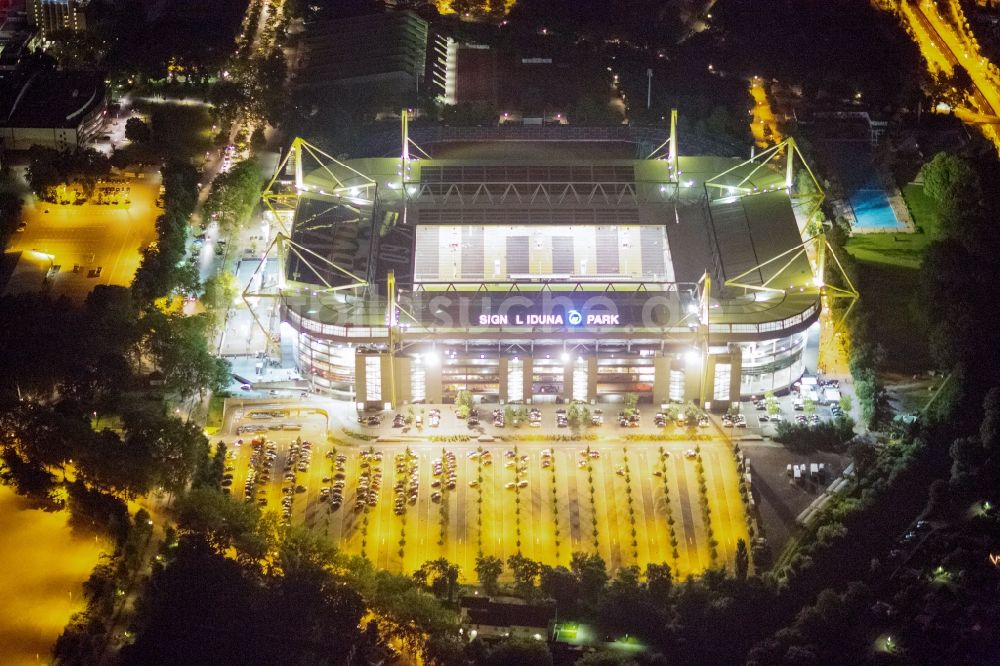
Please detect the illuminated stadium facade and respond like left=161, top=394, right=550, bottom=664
left=254, top=116, right=851, bottom=409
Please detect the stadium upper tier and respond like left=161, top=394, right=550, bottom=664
left=276, top=148, right=821, bottom=341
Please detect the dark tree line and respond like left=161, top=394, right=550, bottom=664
left=132, top=161, right=201, bottom=304
left=111, top=493, right=463, bottom=665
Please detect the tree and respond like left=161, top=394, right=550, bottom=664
left=414, top=558, right=461, bottom=602
left=484, top=637, right=553, bottom=666
left=202, top=159, right=263, bottom=233
left=645, top=562, right=672, bottom=600
left=624, top=392, right=638, bottom=413
left=575, top=651, right=637, bottom=666
left=949, top=436, right=985, bottom=487
left=455, top=389, right=473, bottom=419
left=122, top=412, right=207, bottom=495
left=507, top=553, right=540, bottom=597
left=174, top=487, right=262, bottom=555
left=66, top=480, right=131, bottom=542
left=25, top=145, right=63, bottom=196
left=847, top=441, right=878, bottom=478
left=121, top=533, right=371, bottom=665
left=0, top=448, right=56, bottom=500
left=683, top=401, right=701, bottom=426
left=201, top=272, right=237, bottom=310
left=194, top=441, right=225, bottom=490
left=539, top=565, right=579, bottom=610
left=145, top=312, right=232, bottom=400
left=735, top=538, right=750, bottom=581
left=124, top=117, right=151, bottom=143
left=920, top=152, right=980, bottom=211
left=53, top=612, right=107, bottom=665
left=0, top=191, right=23, bottom=251
left=76, top=429, right=159, bottom=499
left=449, top=0, right=482, bottom=18
left=979, top=387, right=1000, bottom=453
left=475, top=554, right=503, bottom=595
left=765, top=390, right=780, bottom=416
left=570, top=552, right=608, bottom=609
left=439, top=101, right=497, bottom=127
left=455, top=389, right=473, bottom=410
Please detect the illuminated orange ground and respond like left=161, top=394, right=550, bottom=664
left=0, top=485, right=108, bottom=665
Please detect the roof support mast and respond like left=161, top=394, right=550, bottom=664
left=387, top=270, right=398, bottom=408
left=669, top=108, right=679, bottom=178
left=401, top=108, right=409, bottom=174
left=785, top=136, right=796, bottom=189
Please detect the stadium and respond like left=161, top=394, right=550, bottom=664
left=253, top=116, right=845, bottom=410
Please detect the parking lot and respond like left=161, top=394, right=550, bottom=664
left=222, top=402, right=751, bottom=582
left=8, top=172, right=162, bottom=301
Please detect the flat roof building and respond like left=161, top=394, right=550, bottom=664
left=0, top=68, right=108, bottom=150
left=296, top=11, right=428, bottom=102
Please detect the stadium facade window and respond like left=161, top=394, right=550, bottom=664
left=411, top=361, right=426, bottom=403
left=669, top=369, right=685, bottom=402
left=573, top=362, right=588, bottom=402
left=713, top=363, right=731, bottom=402
left=508, top=360, right=524, bottom=402
left=365, top=356, right=382, bottom=401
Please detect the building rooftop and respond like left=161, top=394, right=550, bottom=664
left=296, top=11, right=427, bottom=90
left=460, top=596, right=556, bottom=630
left=0, top=68, right=106, bottom=129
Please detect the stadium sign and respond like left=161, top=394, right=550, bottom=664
left=478, top=310, right=619, bottom=327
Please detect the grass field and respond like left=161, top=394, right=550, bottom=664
left=843, top=183, right=938, bottom=372
left=844, top=184, right=940, bottom=269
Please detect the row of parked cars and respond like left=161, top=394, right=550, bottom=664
left=240, top=437, right=277, bottom=507
left=722, top=413, right=748, bottom=429
left=393, top=450, right=419, bottom=515
left=324, top=453, right=348, bottom=510
left=279, top=440, right=312, bottom=521
left=430, top=450, right=457, bottom=502
left=355, top=450, right=383, bottom=511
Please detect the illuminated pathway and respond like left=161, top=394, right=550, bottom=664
left=749, top=76, right=783, bottom=149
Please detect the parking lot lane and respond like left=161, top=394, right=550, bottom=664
left=591, top=449, right=616, bottom=569
left=502, top=450, right=519, bottom=563
left=711, top=447, right=751, bottom=570
left=452, top=453, right=471, bottom=577
left=552, top=450, right=572, bottom=559
left=485, top=448, right=503, bottom=562
left=603, top=449, right=626, bottom=570
left=375, top=456, right=394, bottom=572
left=635, top=450, right=661, bottom=567
left=414, top=450, right=433, bottom=566
left=671, top=453, right=700, bottom=575
left=533, top=450, right=553, bottom=566
left=342, top=452, right=364, bottom=557
left=521, top=450, right=539, bottom=563
left=702, top=449, right=736, bottom=571
left=566, top=453, right=583, bottom=551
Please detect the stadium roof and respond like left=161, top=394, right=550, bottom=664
left=276, top=144, right=820, bottom=338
